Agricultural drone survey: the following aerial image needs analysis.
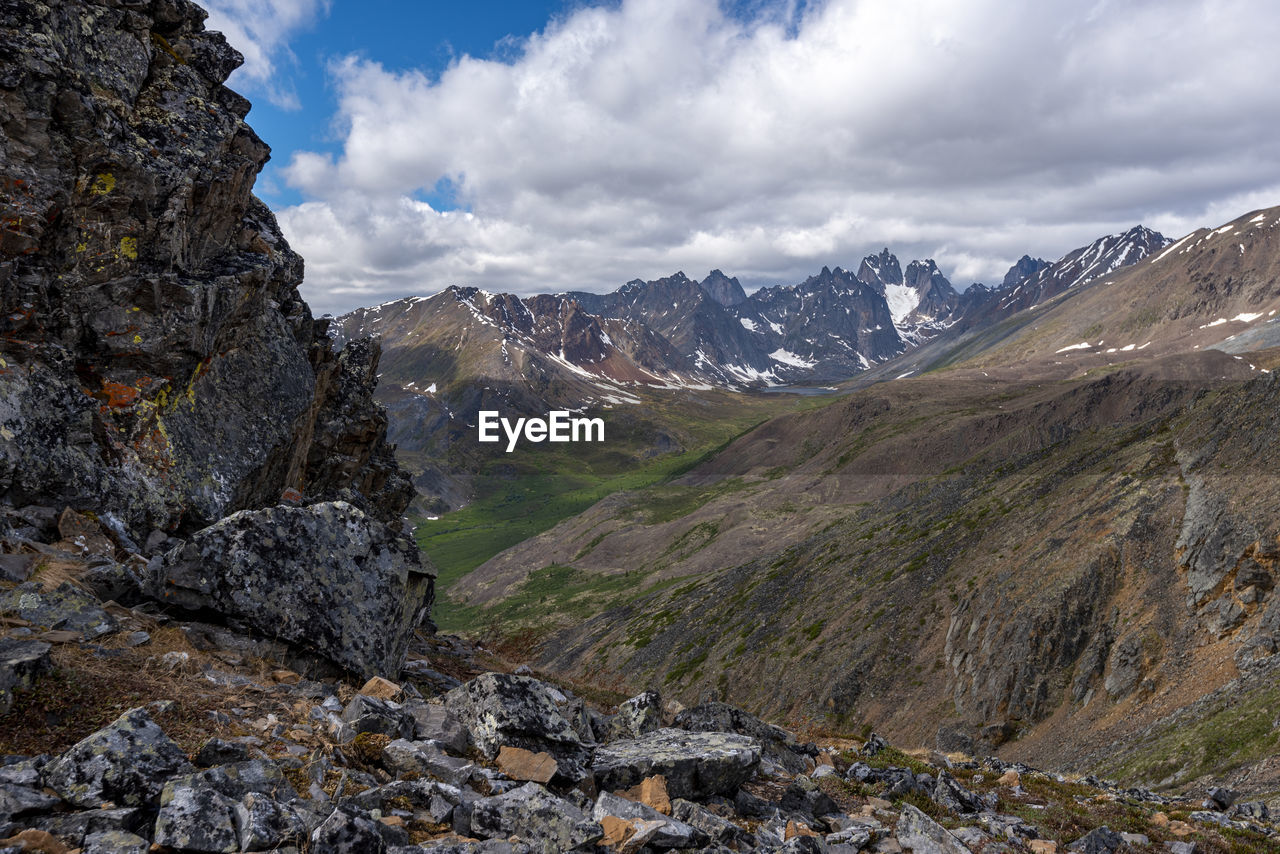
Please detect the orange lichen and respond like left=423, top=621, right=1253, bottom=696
left=100, top=380, right=140, bottom=408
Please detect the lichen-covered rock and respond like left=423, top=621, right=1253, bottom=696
left=43, top=706, right=192, bottom=808
left=0, top=0, right=413, bottom=542
left=153, top=782, right=240, bottom=853
left=30, top=807, right=142, bottom=846
left=444, top=674, right=592, bottom=781
left=469, top=782, right=603, bottom=853
left=607, top=690, right=664, bottom=741
left=234, top=792, right=308, bottom=851
left=145, top=501, right=431, bottom=678
left=83, top=829, right=150, bottom=854
left=675, top=701, right=814, bottom=774
left=0, top=638, right=50, bottom=714
left=380, top=739, right=474, bottom=787
left=591, top=729, right=760, bottom=799
left=310, top=805, right=387, bottom=854
left=341, top=694, right=416, bottom=740
left=896, top=803, right=970, bottom=853
left=0, top=583, right=117, bottom=640
left=404, top=701, right=470, bottom=754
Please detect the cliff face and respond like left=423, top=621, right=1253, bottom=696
left=0, top=0, right=410, bottom=542
left=0, top=0, right=432, bottom=676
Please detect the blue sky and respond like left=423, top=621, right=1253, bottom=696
left=203, top=0, right=1280, bottom=315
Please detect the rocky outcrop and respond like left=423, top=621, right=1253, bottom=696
left=145, top=501, right=432, bottom=678
left=0, top=0, right=434, bottom=679
left=0, top=0, right=410, bottom=539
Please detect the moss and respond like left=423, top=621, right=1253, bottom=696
left=350, top=731, right=391, bottom=767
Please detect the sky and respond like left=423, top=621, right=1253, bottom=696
left=202, top=0, right=1280, bottom=316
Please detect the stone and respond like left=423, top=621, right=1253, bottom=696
left=311, top=805, right=388, bottom=853
left=404, top=702, right=470, bottom=755
left=895, top=804, right=969, bottom=854
left=361, top=676, right=402, bottom=700
left=145, top=502, right=432, bottom=679
left=0, top=829, right=71, bottom=854
left=0, top=555, right=35, bottom=583
left=592, top=728, right=760, bottom=799
left=1029, top=841, right=1058, bottom=853
left=861, top=733, right=889, bottom=757
left=592, top=791, right=700, bottom=848
left=82, top=830, right=149, bottom=854
left=1067, top=826, right=1124, bottom=853
left=235, top=792, right=309, bottom=851
left=608, top=691, right=665, bottom=741
left=997, top=769, right=1021, bottom=787
left=780, top=775, right=838, bottom=820
left=600, top=814, right=635, bottom=848
left=194, top=738, right=250, bottom=767
left=0, top=583, right=117, bottom=640
left=623, top=775, right=671, bottom=815
left=43, top=707, right=192, bottom=808
left=669, top=798, right=754, bottom=849
left=124, top=631, right=150, bottom=647
left=0, top=782, right=60, bottom=821
left=1205, top=786, right=1238, bottom=810
left=933, top=770, right=988, bottom=815
left=381, top=739, right=474, bottom=787
left=1164, top=842, right=1196, bottom=854
left=497, top=746, right=558, bottom=784
left=153, top=783, right=240, bottom=853
left=469, top=782, right=603, bottom=852
left=674, top=701, right=813, bottom=773
left=273, top=669, right=303, bottom=685
left=341, top=695, right=416, bottom=740
left=444, top=674, right=592, bottom=780
left=0, top=640, right=51, bottom=715
left=30, top=807, right=142, bottom=846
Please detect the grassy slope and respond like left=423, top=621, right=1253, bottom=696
left=418, top=388, right=823, bottom=632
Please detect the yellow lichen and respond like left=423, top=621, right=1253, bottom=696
left=89, top=173, right=115, bottom=195
left=119, top=236, right=138, bottom=260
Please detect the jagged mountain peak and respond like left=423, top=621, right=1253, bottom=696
left=699, top=269, right=748, bottom=306
left=1002, top=254, right=1050, bottom=289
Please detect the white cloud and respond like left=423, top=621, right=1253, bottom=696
left=272, top=0, right=1280, bottom=314
left=202, top=0, right=329, bottom=110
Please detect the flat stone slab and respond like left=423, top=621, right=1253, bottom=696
left=591, top=728, right=760, bottom=799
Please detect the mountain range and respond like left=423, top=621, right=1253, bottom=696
left=337, top=226, right=1173, bottom=509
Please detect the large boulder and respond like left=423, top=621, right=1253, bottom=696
left=591, top=729, right=761, bottom=799
left=43, top=707, right=193, bottom=808
left=895, top=804, right=970, bottom=854
left=673, top=701, right=814, bottom=773
left=144, top=501, right=432, bottom=678
left=444, top=674, right=593, bottom=781
left=469, top=782, right=603, bottom=853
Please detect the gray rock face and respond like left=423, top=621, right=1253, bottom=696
left=895, top=803, right=970, bottom=853
left=145, top=501, right=432, bottom=678
left=0, top=638, right=50, bottom=714
left=235, top=791, right=308, bottom=851
left=470, top=782, right=603, bottom=853
left=0, top=781, right=60, bottom=822
left=1068, top=825, right=1125, bottom=853
left=43, top=706, right=192, bottom=808
left=591, top=728, right=761, bottom=799
left=445, top=674, right=592, bottom=780
left=381, top=739, right=474, bottom=787
left=0, top=0, right=413, bottom=542
left=670, top=798, right=755, bottom=849
left=405, top=701, right=470, bottom=754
